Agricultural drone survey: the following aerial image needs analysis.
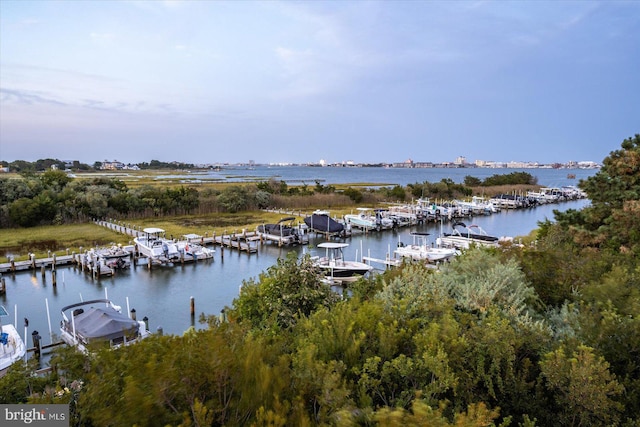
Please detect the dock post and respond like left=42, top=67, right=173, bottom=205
left=156, top=326, right=163, bottom=336
left=52, top=270, right=57, bottom=287
left=220, top=246, right=224, bottom=260
left=31, top=253, right=36, bottom=270
left=143, top=316, right=149, bottom=331
left=32, top=330, right=42, bottom=358
left=41, top=264, right=46, bottom=278
left=52, top=253, right=56, bottom=269
left=130, top=308, right=136, bottom=321
left=10, top=258, right=15, bottom=273
left=190, top=296, right=195, bottom=316
left=0, top=275, right=5, bottom=295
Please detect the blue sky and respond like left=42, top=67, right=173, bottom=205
left=1, top=1, right=638, bottom=165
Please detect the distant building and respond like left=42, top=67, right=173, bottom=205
left=454, top=156, right=466, bottom=165
left=101, top=160, right=125, bottom=170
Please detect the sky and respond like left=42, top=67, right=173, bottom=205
left=0, top=1, right=638, bottom=165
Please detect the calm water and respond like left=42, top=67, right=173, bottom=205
left=194, top=165, right=597, bottom=188
left=0, top=167, right=596, bottom=354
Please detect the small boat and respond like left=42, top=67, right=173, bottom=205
left=177, top=234, right=215, bottom=260
left=0, top=305, right=26, bottom=376
left=395, top=232, right=458, bottom=263
left=437, top=222, right=507, bottom=249
left=304, top=210, right=347, bottom=237
left=345, top=208, right=393, bottom=231
left=311, top=242, right=373, bottom=279
left=87, top=244, right=132, bottom=270
left=256, top=217, right=303, bottom=245
left=134, top=227, right=180, bottom=264
left=60, top=298, right=151, bottom=353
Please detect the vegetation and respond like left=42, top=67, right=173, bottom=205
left=0, top=167, right=539, bottom=231
left=1, top=136, right=639, bottom=426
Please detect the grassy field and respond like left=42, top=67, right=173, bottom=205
left=0, top=210, right=339, bottom=261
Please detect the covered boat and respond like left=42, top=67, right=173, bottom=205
left=304, top=210, right=346, bottom=237
left=60, top=299, right=150, bottom=353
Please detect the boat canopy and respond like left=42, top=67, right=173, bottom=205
left=277, top=217, right=297, bottom=223
left=142, top=227, right=165, bottom=234
left=318, top=242, right=349, bottom=249
left=69, top=306, right=139, bottom=342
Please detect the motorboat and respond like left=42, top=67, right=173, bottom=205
left=395, top=232, right=458, bottom=263
left=0, top=305, right=26, bottom=376
left=60, top=298, right=151, bottom=353
left=86, top=244, right=132, bottom=270
left=304, top=210, right=347, bottom=237
left=311, top=242, right=373, bottom=279
left=437, top=222, right=508, bottom=249
left=176, top=234, right=215, bottom=259
left=134, top=227, right=180, bottom=263
left=256, top=217, right=304, bottom=245
left=345, top=208, right=393, bottom=231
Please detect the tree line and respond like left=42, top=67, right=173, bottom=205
left=0, top=135, right=638, bottom=426
left=0, top=167, right=538, bottom=228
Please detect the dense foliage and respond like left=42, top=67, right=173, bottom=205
left=1, top=136, right=638, bottom=426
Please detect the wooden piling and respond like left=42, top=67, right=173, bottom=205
left=190, top=296, right=195, bottom=316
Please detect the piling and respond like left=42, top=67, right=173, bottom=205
left=0, top=275, right=5, bottom=295
left=130, top=308, right=136, bottom=321
left=10, top=258, right=15, bottom=272
left=143, top=316, right=149, bottom=331
left=190, top=296, right=195, bottom=316
left=32, top=330, right=42, bottom=358
left=52, top=270, right=57, bottom=287
left=156, top=326, right=163, bottom=336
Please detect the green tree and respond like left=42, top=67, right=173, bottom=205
left=217, top=185, right=250, bottom=213
left=230, top=252, right=340, bottom=332
left=539, top=345, right=624, bottom=426
left=556, top=134, right=640, bottom=254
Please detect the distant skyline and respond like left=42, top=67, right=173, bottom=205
left=1, top=1, right=638, bottom=165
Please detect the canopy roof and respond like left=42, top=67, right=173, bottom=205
left=70, top=306, right=139, bottom=342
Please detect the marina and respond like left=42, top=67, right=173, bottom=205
left=0, top=167, right=595, bottom=371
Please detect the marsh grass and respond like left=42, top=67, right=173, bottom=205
left=0, top=223, right=128, bottom=261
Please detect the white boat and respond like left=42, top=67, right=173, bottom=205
left=345, top=208, right=393, bottom=231
left=437, top=222, right=510, bottom=249
left=0, top=305, right=26, bottom=376
left=455, top=196, right=499, bottom=215
left=60, top=298, right=151, bottom=353
left=395, top=232, right=458, bottom=263
left=176, top=234, right=215, bottom=259
left=311, top=242, right=373, bottom=279
left=86, top=244, right=132, bottom=271
left=134, top=227, right=180, bottom=264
